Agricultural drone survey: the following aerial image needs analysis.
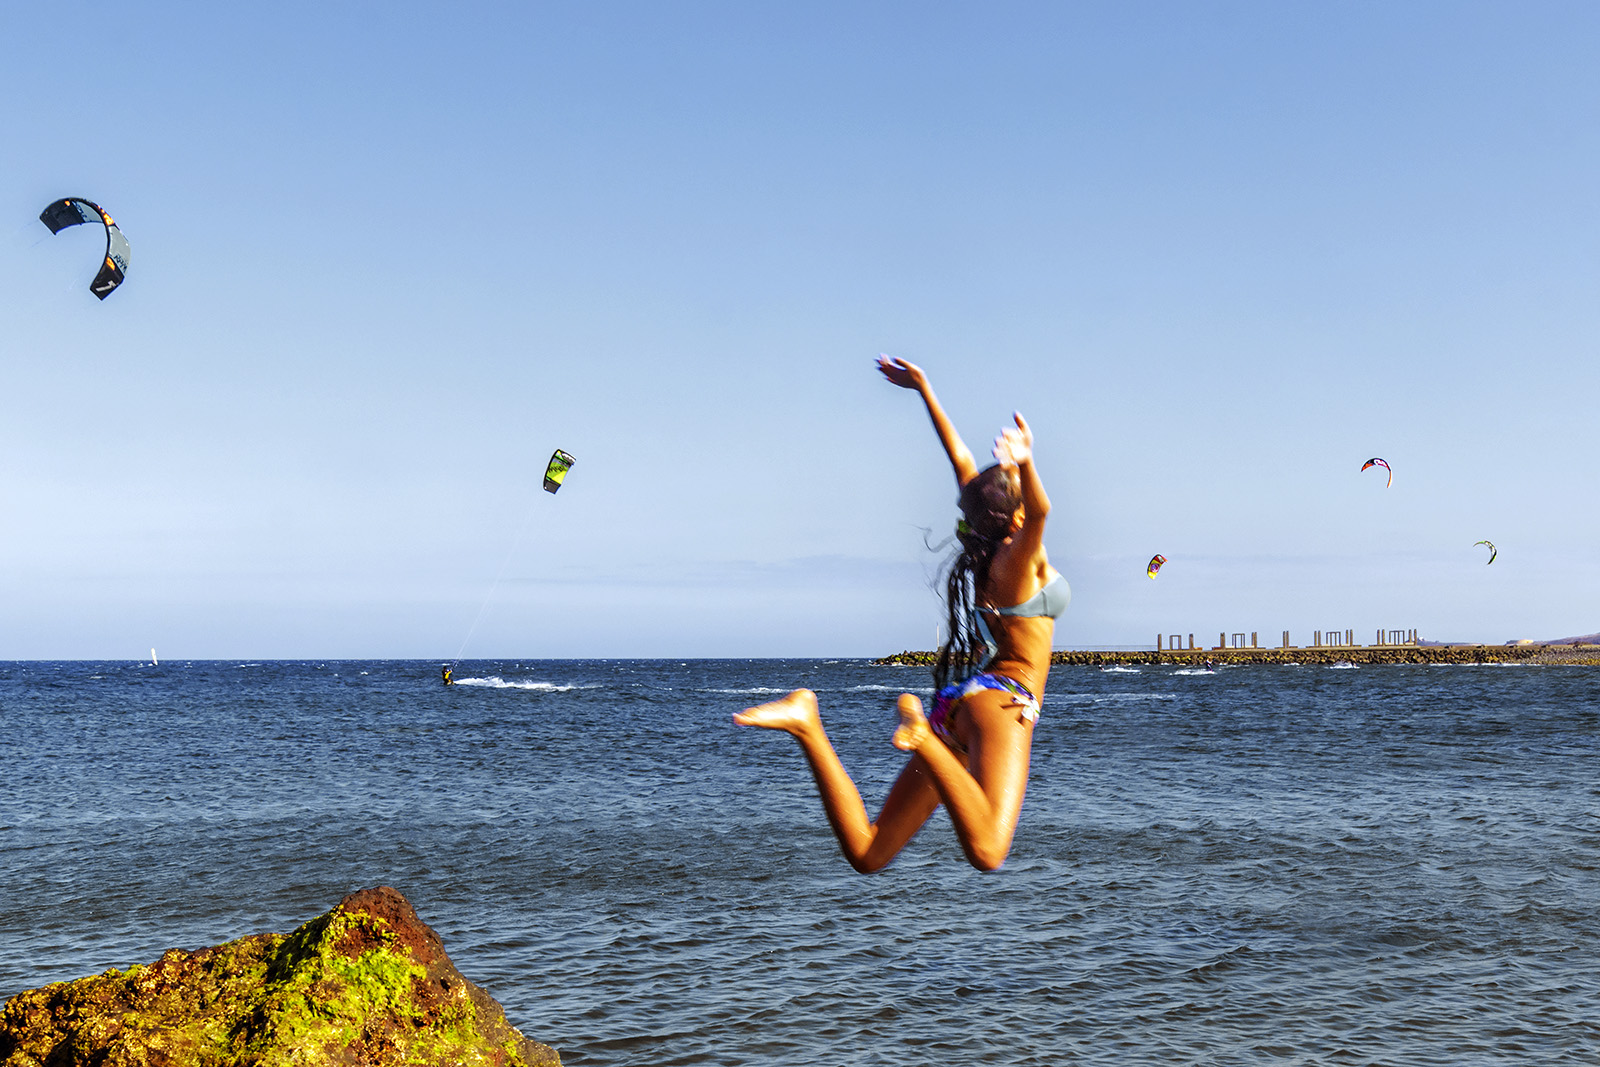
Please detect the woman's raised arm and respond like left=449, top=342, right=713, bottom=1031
left=993, top=412, right=1050, bottom=559
left=877, top=355, right=979, bottom=486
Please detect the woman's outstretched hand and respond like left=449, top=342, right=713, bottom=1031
left=876, top=354, right=927, bottom=391
left=993, top=411, right=1034, bottom=468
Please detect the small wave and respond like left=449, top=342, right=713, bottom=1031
left=1052, top=692, right=1176, bottom=705
left=452, top=676, right=584, bottom=691
left=846, top=684, right=925, bottom=693
left=1173, top=668, right=1214, bottom=676
left=698, top=686, right=791, bottom=695
left=1099, top=666, right=1141, bottom=674
left=1182, top=944, right=1253, bottom=982
left=1328, top=662, right=1359, bottom=670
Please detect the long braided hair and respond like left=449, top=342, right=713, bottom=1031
left=933, top=464, right=1023, bottom=691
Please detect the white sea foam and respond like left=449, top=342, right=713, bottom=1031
left=1173, top=668, right=1215, bottom=676
left=1328, top=662, right=1359, bottom=670
left=1099, top=666, right=1141, bottom=674
left=698, top=686, right=791, bottom=695
left=452, top=676, right=586, bottom=691
left=1051, top=692, right=1177, bottom=705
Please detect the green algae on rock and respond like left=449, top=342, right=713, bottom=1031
left=0, top=886, right=560, bottom=1067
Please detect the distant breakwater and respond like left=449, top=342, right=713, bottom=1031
left=876, top=644, right=1600, bottom=667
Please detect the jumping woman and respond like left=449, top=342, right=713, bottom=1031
left=735, top=356, right=1067, bottom=871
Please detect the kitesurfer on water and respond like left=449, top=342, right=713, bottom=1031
left=736, top=356, right=1066, bottom=871
left=442, top=665, right=453, bottom=686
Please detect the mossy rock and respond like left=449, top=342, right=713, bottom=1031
left=0, top=887, right=560, bottom=1067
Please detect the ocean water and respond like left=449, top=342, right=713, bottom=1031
left=2, top=659, right=1598, bottom=1065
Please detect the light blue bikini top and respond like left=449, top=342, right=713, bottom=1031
left=987, top=572, right=1071, bottom=619
left=974, top=572, right=1070, bottom=665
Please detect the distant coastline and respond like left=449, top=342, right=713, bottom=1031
left=876, top=643, right=1600, bottom=667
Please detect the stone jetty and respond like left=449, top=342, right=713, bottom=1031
left=0, top=886, right=560, bottom=1067
left=876, top=644, right=1600, bottom=667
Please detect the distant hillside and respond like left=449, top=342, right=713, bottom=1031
left=1541, top=632, right=1600, bottom=645
left=1418, top=632, right=1600, bottom=647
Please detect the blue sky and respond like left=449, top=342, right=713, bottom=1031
left=2, top=2, right=1597, bottom=658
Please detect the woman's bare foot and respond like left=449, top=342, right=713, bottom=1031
left=892, top=693, right=933, bottom=751
left=734, top=688, right=821, bottom=735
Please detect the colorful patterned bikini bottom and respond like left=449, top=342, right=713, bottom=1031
left=929, top=672, right=1041, bottom=753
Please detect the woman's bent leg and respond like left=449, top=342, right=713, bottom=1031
left=736, top=689, right=940, bottom=873
left=894, top=691, right=1034, bottom=871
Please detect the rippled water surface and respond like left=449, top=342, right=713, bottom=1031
left=3, top=660, right=1599, bottom=1064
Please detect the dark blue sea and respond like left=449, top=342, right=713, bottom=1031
left=3, top=659, right=1598, bottom=1065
